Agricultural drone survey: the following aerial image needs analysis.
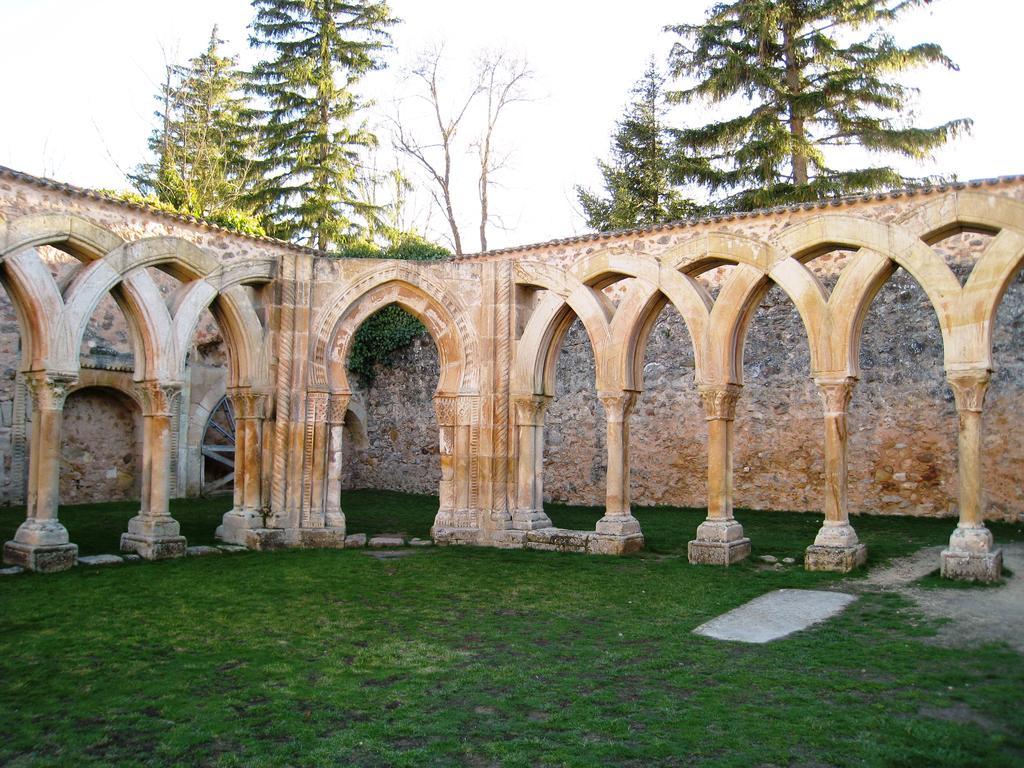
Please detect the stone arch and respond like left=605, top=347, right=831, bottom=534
left=512, top=261, right=614, bottom=395
left=310, top=265, right=479, bottom=395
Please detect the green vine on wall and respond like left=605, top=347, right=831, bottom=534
left=336, top=237, right=450, bottom=383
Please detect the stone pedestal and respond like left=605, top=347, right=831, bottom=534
left=288, top=527, right=348, bottom=549
left=805, top=543, right=867, bottom=572
left=3, top=540, right=78, bottom=573
left=510, top=509, right=553, bottom=530
left=940, top=523, right=1003, bottom=582
left=120, top=515, right=187, bottom=560
left=688, top=538, right=752, bottom=566
left=215, top=509, right=263, bottom=546
left=245, top=528, right=287, bottom=551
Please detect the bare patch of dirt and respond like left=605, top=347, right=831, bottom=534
left=845, top=543, right=1024, bottom=652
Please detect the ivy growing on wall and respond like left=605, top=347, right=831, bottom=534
left=338, top=237, right=450, bottom=383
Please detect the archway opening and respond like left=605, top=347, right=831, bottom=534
left=542, top=314, right=605, bottom=530
left=338, top=303, right=442, bottom=539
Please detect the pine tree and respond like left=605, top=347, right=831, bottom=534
left=665, top=0, right=971, bottom=211
left=246, top=0, right=397, bottom=250
left=132, top=28, right=257, bottom=218
left=577, top=62, right=698, bottom=232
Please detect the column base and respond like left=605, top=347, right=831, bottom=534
left=287, top=527, right=348, bottom=549
left=595, top=514, right=642, bottom=536
left=245, top=528, right=287, bottom=551
left=3, top=540, right=78, bottom=573
left=688, top=538, right=751, bottom=566
left=215, top=509, right=263, bottom=546
left=431, top=526, right=481, bottom=546
left=510, top=509, right=553, bottom=531
left=120, top=533, right=187, bottom=560
left=941, top=548, right=1003, bottom=582
left=804, top=543, right=867, bottom=573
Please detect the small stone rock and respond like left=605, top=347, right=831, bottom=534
left=217, top=544, right=248, bottom=553
left=78, top=554, right=124, bottom=566
left=0, top=565, right=24, bottom=575
left=759, top=555, right=778, bottom=564
left=122, top=554, right=142, bottom=562
left=369, top=535, right=405, bottom=548
left=409, top=538, right=433, bottom=547
left=782, top=557, right=796, bottom=564
left=345, top=533, right=367, bottom=548
left=186, top=546, right=221, bottom=557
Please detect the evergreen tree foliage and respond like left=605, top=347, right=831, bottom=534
left=340, top=235, right=450, bottom=382
left=577, top=62, right=698, bottom=232
left=246, top=0, right=397, bottom=250
left=665, top=0, right=971, bottom=211
left=132, top=28, right=258, bottom=220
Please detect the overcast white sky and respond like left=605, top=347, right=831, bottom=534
left=1, top=0, right=1020, bottom=251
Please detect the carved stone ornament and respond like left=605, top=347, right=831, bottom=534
left=698, top=384, right=741, bottom=421
left=434, top=395, right=458, bottom=427
left=947, top=369, right=991, bottom=414
left=815, top=377, right=856, bottom=416
left=328, top=392, right=351, bottom=424
left=513, top=394, right=551, bottom=426
left=597, top=391, right=638, bottom=422
left=134, top=380, right=183, bottom=417
left=24, top=371, right=76, bottom=412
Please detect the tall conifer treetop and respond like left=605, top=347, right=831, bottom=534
left=577, top=62, right=698, bottom=232
left=247, top=0, right=397, bottom=250
left=132, top=27, right=257, bottom=220
left=665, top=0, right=970, bottom=212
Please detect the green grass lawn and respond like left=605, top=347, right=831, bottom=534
left=1, top=493, right=1022, bottom=767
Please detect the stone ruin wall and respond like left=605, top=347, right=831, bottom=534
left=1, top=173, right=1022, bottom=523
left=0, top=177, right=287, bottom=507
left=344, top=194, right=1024, bottom=522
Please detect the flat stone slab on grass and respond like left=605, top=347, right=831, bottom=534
left=78, top=554, right=125, bottom=566
left=409, top=538, right=433, bottom=547
left=368, top=536, right=406, bottom=548
left=186, top=546, right=221, bottom=557
left=364, top=549, right=419, bottom=560
left=0, top=565, right=24, bottom=575
left=217, top=545, right=248, bottom=553
left=694, top=589, right=857, bottom=643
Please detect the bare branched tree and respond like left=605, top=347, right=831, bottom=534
left=391, top=45, right=532, bottom=255
left=473, top=51, right=531, bottom=252
left=391, top=45, right=481, bottom=256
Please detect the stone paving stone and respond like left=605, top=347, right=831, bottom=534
left=78, top=554, right=124, bottom=566
left=186, top=546, right=221, bottom=557
left=0, top=565, right=24, bottom=575
left=409, top=538, right=433, bottom=547
left=345, top=533, right=367, bottom=548
left=693, top=589, right=858, bottom=643
left=368, top=536, right=405, bottom=548
left=217, top=544, right=248, bottom=553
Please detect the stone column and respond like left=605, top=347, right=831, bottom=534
left=121, top=381, right=187, bottom=560
left=433, top=395, right=460, bottom=530
left=3, top=371, right=78, bottom=572
left=805, top=377, right=867, bottom=572
left=595, top=391, right=643, bottom=544
left=941, top=369, right=1002, bottom=581
left=688, top=383, right=751, bottom=565
left=510, top=394, right=553, bottom=531
left=324, top=392, right=351, bottom=530
left=215, top=389, right=267, bottom=546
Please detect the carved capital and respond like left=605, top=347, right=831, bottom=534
left=24, top=371, right=76, bottom=412
left=814, top=377, right=856, bottom=416
left=598, top=391, right=638, bottom=423
left=513, top=394, right=551, bottom=426
left=135, top=380, right=182, bottom=417
left=947, top=370, right=990, bottom=414
left=328, top=392, right=351, bottom=424
left=699, top=384, right=741, bottom=421
left=434, top=395, right=458, bottom=427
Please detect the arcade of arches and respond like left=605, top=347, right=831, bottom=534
left=1, top=166, right=1022, bottom=583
